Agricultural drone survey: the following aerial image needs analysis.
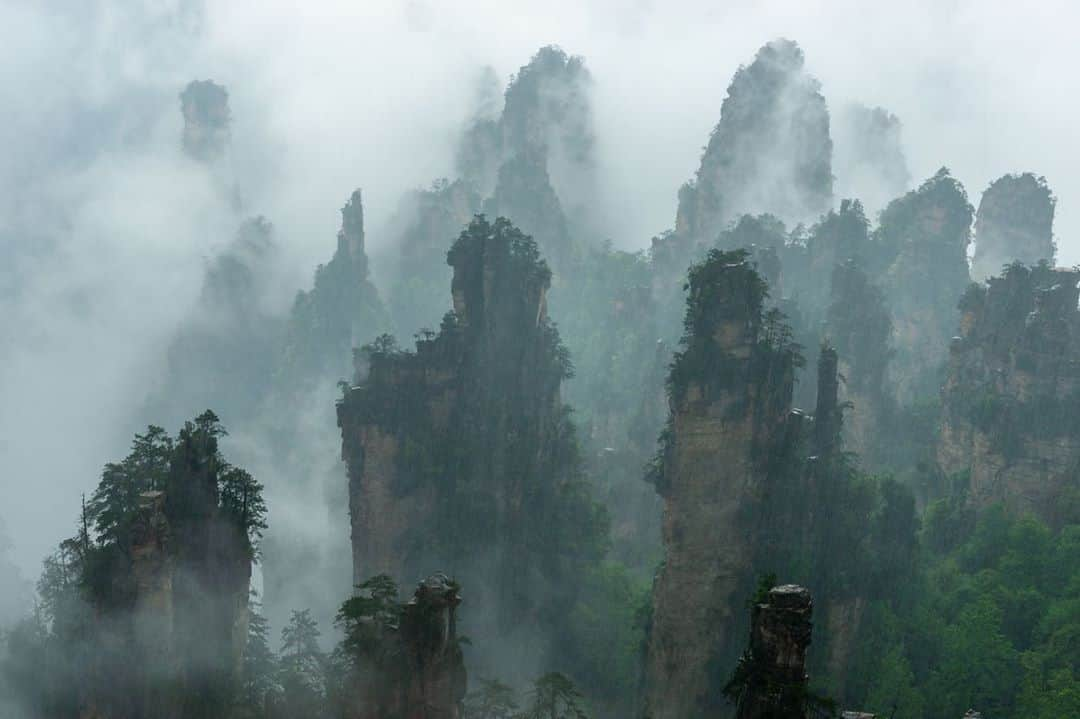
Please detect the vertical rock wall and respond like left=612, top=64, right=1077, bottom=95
left=643, top=250, right=800, bottom=719
left=938, top=262, right=1080, bottom=525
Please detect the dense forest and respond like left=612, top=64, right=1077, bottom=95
left=1, top=22, right=1078, bottom=719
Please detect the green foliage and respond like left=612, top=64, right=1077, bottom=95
left=466, top=678, right=520, bottom=719
left=234, top=600, right=281, bottom=718
left=558, top=562, right=650, bottom=711
left=845, top=509, right=1080, bottom=718
left=335, top=574, right=402, bottom=663
left=517, top=672, right=591, bottom=719
left=85, top=426, right=172, bottom=554
left=279, top=609, right=326, bottom=717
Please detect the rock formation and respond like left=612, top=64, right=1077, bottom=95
left=483, top=147, right=573, bottom=272
left=832, top=104, right=910, bottom=214
left=340, top=574, right=467, bottom=719
left=338, top=215, right=603, bottom=657
left=643, top=249, right=913, bottom=717
left=457, top=46, right=595, bottom=214
left=643, top=249, right=803, bottom=719
left=873, top=168, right=973, bottom=404
left=729, top=584, right=814, bottom=719
left=455, top=45, right=595, bottom=269
left=971, top=173, right=1056, bottom=282
left=938, top=261, right=1080, bottom=526
left=675, top=38, right=832, bottom=244
left=80, top=415, right=258, bottom=719
left=179, top=80, right=230, bottom=162
left=826, top=259, right=892, bottom=464
left=280, top=189, right=388, bottom=388
left=387, top=179, right=481, bottom=336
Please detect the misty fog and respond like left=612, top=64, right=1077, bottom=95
left=2, top=2, right=1080, bottom=717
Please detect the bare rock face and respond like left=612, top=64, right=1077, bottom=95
left=643, top=249, right=802, bottom=719
left=179, top=80, right=230, bottom=162
left=734, top=585, right=813, bottom=719
left=971, top=173, right=1056, bottom=282
left=676, top=38, right=832, bottom=243
left=939, top=262, right=1080, bottom=525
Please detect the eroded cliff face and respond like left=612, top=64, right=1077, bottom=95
left=971, top=173, right=1056, bottom=282
left=338, top=216, right=603, bottom=662
left=643, top=249, right=801, bottom=719
left=939, top=262, right=1080, bottom=526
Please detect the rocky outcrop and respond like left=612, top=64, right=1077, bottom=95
left=874, top=168, right=973, bottom=404
left=643, top=249, right=802, bottom=719
left=643, top=249, right=911, bottom=717
left=78, top=416, right=258, bottom=719
left=676, top=39, right=832, bottom=243
left=732, top=585, right=814, bottom=719
left=938, top=262, right=1080, bottom=526
left=179, top=80, right=230, bottom=162
left=338, top=216, right=602, bottom=655
left=971, top=173, right=1056, bottom=282
left=343, top=574, right=467, bottom=719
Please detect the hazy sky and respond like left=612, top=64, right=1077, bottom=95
left=2, top=0, right=1079, bottom=580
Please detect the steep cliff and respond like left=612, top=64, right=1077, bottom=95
left=338, top=215, right=605, bottom=665
left=643, top=251, right=917, bottom=717
left=938, top=262, right=1080, bottom=526
left=675, top=38, right=832, bottom=243
left=874, top=168, right=973, bottom=404
left=643, top=249, right=802, bottom=719
left=76, top=414, right=262, bottom=719
left=971, top=173, right=1056, bottom=282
